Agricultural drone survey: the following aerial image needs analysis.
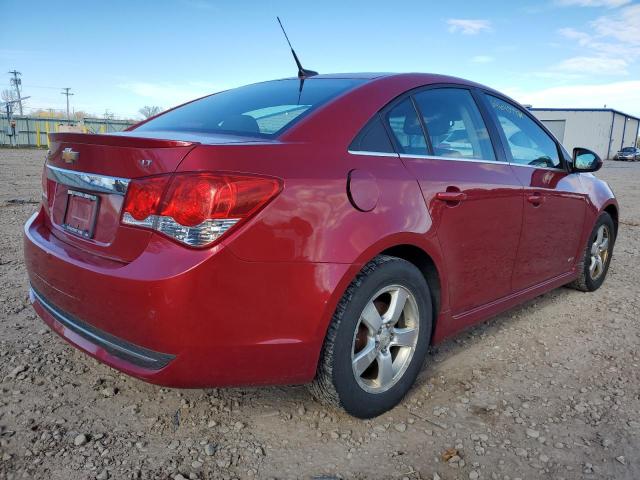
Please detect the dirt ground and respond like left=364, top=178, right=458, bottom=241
left=0, top=148, right=638, bottom=480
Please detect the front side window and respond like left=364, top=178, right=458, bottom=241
left=134, top=78, right=364, bottom=138
left=486, top=95, right=561, bottom=168
left=413, top=88, right=496, bottom=161
left=385, top=98, right=428, bottom=155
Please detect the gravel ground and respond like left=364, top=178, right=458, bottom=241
left=0, top=148, right=639, bottom=480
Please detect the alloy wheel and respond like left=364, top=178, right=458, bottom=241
left=589, top=224, right=610, bottom=280
left=351, top=285, right=420, bottom=393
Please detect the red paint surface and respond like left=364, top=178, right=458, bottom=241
left=347, top=169, right=379, bottom=212
left=25, top=73, right=618, bottom=387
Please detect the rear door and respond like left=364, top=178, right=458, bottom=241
left=481, top=94, right=586, bottom=290
left=387, top=87, right=524, bottom=315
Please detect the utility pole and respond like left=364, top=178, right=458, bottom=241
left=8, top=70, right=23, bottom=115
left=61, top=87, right=74, bottom=121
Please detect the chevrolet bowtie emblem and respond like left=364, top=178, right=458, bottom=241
left=61, top=148, right=79, bottom=164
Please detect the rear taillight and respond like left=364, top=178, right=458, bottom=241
left=122, top=172, right=282, bottom=247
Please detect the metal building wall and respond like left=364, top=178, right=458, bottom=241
left=531, top=110, right=613, bottom=159
left=621, top=117, right=640, bottom=150
left=531, top=109, right=640, bottom=159
left=610, top=113, right=627, bottom=158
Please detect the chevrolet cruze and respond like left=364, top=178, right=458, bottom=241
left=24, top=73, right=618, bottom=418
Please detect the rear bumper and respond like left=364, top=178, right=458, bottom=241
left=31, top=287, right=174, bottom=370
left=24, top=209, right=353, bottom=387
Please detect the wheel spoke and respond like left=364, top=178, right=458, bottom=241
left=391, top=327, right=418, bottom=347
left=595, top=226, right=604, bottom=245
left=589, top=256, right=597, bottom=275
left=352, top=341, right=377, bottom=376
left=361, top=301, right=383, bottom=332
left=376, top=350, right=394, bottom=386
left=595, top=256, right=603, bottom=276
left=385, top=288, right=408, bottom=326
left=599, top=237, right=609, bottom=252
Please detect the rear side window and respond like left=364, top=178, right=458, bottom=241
left=134, top=78, right=364, bottom=138
left=486, top=95, right=561, bottom=168
left=413, top=88, right=496, bottom=161
left=385, top=98, right=428, bottom=155
left=349, top=115, right=395, bottom=153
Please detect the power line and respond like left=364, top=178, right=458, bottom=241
left=61, top=87, right=74, bottom=121
left=22, top=84, right=61, bottom=90
left=8, top=70, right=23, bottom=115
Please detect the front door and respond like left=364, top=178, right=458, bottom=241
left=482, top=94, right=586, bottom=290
left=384, top=88, right=524, bottom=315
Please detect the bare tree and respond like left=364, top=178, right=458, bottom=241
left=1, top=89, right=17, bottom=104
left=1, top=89, right=28, bottom=112
left=138, top=106, right=162, bottom=119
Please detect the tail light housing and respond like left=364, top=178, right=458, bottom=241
left=122, top=172, right=282, bottom=247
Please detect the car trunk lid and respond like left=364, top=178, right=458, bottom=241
left=43, top=133, right=197, bottom=263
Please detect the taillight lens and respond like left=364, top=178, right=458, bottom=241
left=124, top=176, right=169, bottom=221
left=122, top=172, right=281, bottom=247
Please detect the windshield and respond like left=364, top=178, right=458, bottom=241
left=133, top=78, right=364, bottom=138
left=621, top=147, right=635, bottom=152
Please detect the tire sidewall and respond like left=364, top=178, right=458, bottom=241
left=331, top=259, right=432, bottom=418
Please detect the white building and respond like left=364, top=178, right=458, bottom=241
left=529, top=108, right=640, bottom=160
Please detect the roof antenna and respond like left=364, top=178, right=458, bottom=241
left=277, top=16, right=318, bottom=78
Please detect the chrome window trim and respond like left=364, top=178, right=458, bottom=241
left=347, top=150, right=398, bottom=158
left=349, top=150, right=566, bottom=171
left=508, top=163, right=566, bottom=172
left=46, top=165, right=130, bottom=195
left=399, top=154, right=507, bottom=165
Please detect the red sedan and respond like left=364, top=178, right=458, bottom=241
left=24, top=73, right=617, bottom=418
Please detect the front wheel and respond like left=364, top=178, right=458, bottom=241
left=569, top=212, right=615, bottom=292
left=308, top=255, right=432, bottom=418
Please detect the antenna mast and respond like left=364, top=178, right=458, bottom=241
left=277, top=17, right=318, bottom=78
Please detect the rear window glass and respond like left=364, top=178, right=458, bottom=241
left=134, top=78, right=364, bottom=137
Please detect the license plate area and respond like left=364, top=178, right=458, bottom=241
left=62, top=190, right=99, bottom=239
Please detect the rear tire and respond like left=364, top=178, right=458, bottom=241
left=568, top=212, right=615, bottom=292
left=308, top=255, right=432, bottom=418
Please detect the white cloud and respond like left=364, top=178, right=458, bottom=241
left=555, top=0, right=631, bottom=7
left=446, top=19, right=492, bottom=35
left=471, top=55, right=495, bottom=63
left=552, top=4, right=640, bottom=78
left=504, top=80, right=640, bottom=116
left=554, top=56, right=629, bottom=73
left=591, top=3, right=640, bottom=45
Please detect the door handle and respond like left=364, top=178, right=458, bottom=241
left=436, top=191, right=467, bottom=202
left=436, top=191, right=467, bottom=204
left=527, top=192, right=545, bottom=206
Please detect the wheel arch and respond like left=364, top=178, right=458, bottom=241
left=378, top=244, right=442, bottom=335
left=603, top=203, right=619, bottom=237
left=314, top=236, right=446, bottom=348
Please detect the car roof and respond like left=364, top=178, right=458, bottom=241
left=284, top=72, right=484, bottom=85
left=296, top=72, right=501, bottom=95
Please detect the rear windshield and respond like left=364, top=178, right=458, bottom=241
left=133, top=78, right=364, bottom=138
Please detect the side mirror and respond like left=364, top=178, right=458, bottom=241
left=572, top=148, right=602, bottom=173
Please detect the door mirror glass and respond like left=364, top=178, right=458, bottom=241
left=573, top=148, right=602, bottom=172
